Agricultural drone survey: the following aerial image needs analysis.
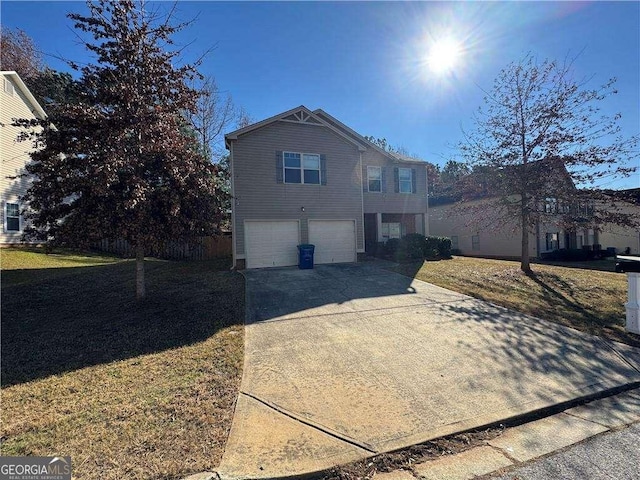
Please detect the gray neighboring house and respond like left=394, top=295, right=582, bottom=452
left=225, top=105, right=429, bottom=269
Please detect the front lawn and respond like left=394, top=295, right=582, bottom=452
left=392, top=256, right=638, bottom=347
left=1, top=248, right=244, bottom=479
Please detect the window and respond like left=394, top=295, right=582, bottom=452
left=3, top=78, right=14, bottom=96
left=368, top=166, right=382, bottom=192
left=471, top=234, right=480, bottom=250
left=284, top=152, right=320, bottom=184
left=5, top=203, right=19, bottom=232
left=381, top=222, right=401, bottom=241
left=544, top=198, right=557, bottom=213
left=451, top=236, right=459, bottom=250
left=398, top=168, right=413, bottom=193
left=545, top=232, right=559, bottom=251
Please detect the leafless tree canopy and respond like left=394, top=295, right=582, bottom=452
left=455, top=54, right=638, bottom=272
left=0, top=27, right=43, bottom=79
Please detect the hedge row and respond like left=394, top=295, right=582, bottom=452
left=381, top=234, right=452, bottom=262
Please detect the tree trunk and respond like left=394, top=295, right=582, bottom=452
left=521, top=207, right=531, bottom=273
left=136, top=243, right=145, bottom=300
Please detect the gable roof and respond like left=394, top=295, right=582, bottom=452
left=1, top=71, right=47, bottom=120
left=224, top=105, right=368, bottom=151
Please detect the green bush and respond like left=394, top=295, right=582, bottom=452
left=402, top=233, right=426, bottom=260
left=438, top=237, right=452, bottom=259
left=384, top=238, right=401, bottom=257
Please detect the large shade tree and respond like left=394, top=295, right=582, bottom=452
left=17, top=0, right=224, bottom=299
left=456, top=54, right=638, bottom=272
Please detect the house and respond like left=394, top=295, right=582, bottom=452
left=1, top=71, right=46, bottom=245
left=224, top=106, right=430, bottom=269
left=429, top=160, right=640, bottom=259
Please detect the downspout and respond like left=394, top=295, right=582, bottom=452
left=229, top=141, right=237, bottom=270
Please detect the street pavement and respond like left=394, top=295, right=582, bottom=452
left=491, top=422, right=640, bottom=480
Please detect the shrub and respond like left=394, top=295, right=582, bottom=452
left=424, top=236, right=440, bottom=259
left=384, top=238, right=401, bottom=257
left=402, top=233, right=426, bottom=260
left=438, top=237, right=452, bottom=259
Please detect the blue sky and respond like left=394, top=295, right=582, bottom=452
left=2, top=1, right=639, bottom=189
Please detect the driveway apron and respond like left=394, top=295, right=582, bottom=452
left=218, top=263, right=640, bottom=479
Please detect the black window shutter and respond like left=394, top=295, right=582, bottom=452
left=320, top=154, right=327, bottom=185
left=276, top=151, right=283, bottom=183
left=411, top=168, right=417, bottom=194
left=381, top=167, right=387, bottom=192
left=394, top=167, right=399, bottom=193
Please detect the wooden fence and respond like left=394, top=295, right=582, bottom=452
left=96, top=235, right=232, bottom=261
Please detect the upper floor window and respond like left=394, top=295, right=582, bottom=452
left=284, top=152, right=321, bottom=185
left=544, top=197, right=558, bottom=213
left=367, top=166, right=382, bottom=192
left=5, top=203, right=20, bottom=232
left=398, top=167, right=413, bottom=193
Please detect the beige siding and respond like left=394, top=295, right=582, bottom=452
left=362, top=149, right=428, bottom=214
left=429, top=199, right=538, bottom=259
left=598, top=202, right=640, bottom=255
left=232, top=121, right=364, bottom=257
left=0, top=74, right=41, bottom=244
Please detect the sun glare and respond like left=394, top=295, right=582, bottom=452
left=427, top=38, right=461, bottom=74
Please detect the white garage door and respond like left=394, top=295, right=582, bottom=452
left=245, top=221, right=299, bottom=269
left=309, top=220, right=356, bottom=264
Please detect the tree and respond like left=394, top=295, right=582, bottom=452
left=457, top=54, right=638, bottom=272
left=0, top=27, right=43, bottom=79
left=189, top=76, right=238, bottom=162
left=16, top=0, right=224, bottom=299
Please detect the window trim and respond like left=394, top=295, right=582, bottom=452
left=283, top=151, right=321, bottom=185
left=5, top=202, right=20, bottom=233
left=367, top=166, right=382, bottom=193
left=398, top=167, right=413, bottom=194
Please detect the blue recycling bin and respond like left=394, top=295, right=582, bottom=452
left=297, top=244, right=315, bottom=269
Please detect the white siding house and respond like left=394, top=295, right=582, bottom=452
left=1, top=71, right=46, bottom=244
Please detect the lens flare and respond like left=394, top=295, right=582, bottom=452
left=427, top=38, right=461, bottom=74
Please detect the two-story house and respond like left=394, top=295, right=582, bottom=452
left=1, top=71, right=46, bottom=245
left=224, top=106, right=429, bottom=269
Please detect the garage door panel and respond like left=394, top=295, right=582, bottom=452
left=245, top=221, right=299, bottom=268
left=309, top=220, right=356, bottom=264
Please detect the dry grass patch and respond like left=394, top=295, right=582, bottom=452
left=391, top=256, right=638, bottom=347
left=1, top=249, right=244, bottom=479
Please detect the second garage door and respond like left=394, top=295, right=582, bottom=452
left=245, top=221, right=299, bottom=269
left=308, top=220, right=356, bottom=264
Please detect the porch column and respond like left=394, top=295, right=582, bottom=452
left=376, top=213, right=383, bottom=242
left=423, top=213, right=429, bottom=236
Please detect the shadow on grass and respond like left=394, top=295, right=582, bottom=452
left=1, top=258, right=244, bottom=386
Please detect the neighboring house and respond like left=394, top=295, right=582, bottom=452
left=429, top=162, right=639, bottom=259
left=1, top=71, right=46, bottom=245
left=224, top=105, right=430, bottom=269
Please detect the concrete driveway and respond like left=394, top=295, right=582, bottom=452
left=218, top=263, right=640, bottom=479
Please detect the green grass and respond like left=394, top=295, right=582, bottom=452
left=1, top=248, right=244, bottom=480
left=391, top=256, right=639, bottom=347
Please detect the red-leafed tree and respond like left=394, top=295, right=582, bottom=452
left=457, top=54, right=638, bottom=272
left=17, top=0, right=224, bottom=299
